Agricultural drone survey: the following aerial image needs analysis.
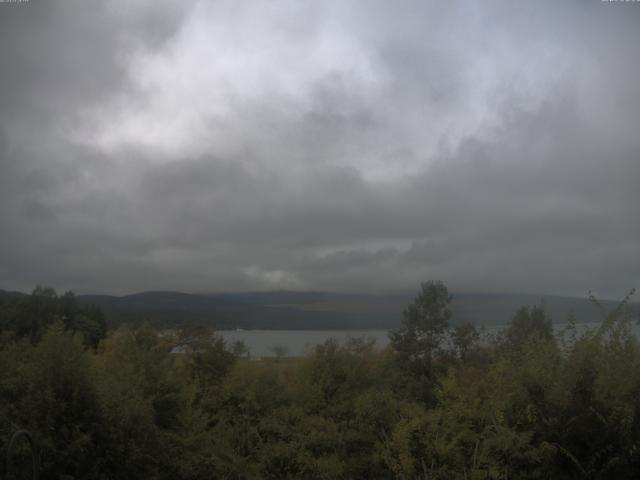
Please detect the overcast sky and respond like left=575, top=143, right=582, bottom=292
left=0, top=0, right=638, bottom=297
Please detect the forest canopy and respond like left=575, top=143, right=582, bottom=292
left=0, top=284, right=639, bottom=479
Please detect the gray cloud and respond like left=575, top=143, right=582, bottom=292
left=0, top=0, right=638, bottom=298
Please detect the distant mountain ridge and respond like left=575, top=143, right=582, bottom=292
left=68, top=290, right=639, bottom=330
left=3, top=288, right=636, bottom=330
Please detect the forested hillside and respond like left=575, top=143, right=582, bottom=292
left=1, top=283, right=639, bottom=479
left=72, top=290, right=640, bottom=329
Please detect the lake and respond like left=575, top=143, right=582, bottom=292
left=219, top=327, right=510, bottom=357
left=219, top=321, right=625, bottom=358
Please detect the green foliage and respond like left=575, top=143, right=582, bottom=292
left=0, top=324, right=103, bottom=479
left=390, top=281, right=452, bottom=364
left=389, top=280, right=452, bottom=404
left=0, top=286, right=107, bottom=347
left=270, top=344, right=289, bottom=360
left=231, top=339, right=250, bottom=358
left=502, top=305, right=554, bottom=352
left=1, top=284, right=640, bottom=479
left=173, top=322, right=236, bottom=400
left=450, top=321, right=481, bottom=361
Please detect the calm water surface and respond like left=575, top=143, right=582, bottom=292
left=219, top=322, right=624, bottom=358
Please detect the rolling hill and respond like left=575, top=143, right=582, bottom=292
left=70, top=290, right=639, bottom=330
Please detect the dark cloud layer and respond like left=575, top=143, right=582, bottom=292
left=0, top=0, right=638, bottom=297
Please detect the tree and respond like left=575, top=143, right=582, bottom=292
left=92, top=324, right=190, bottom=479
left=174, top=323, right=236, bottom=397
left=0, top=287, right=107, bottom=347
left=271, top=345, right=288, bottom=360
left=503, top=305, right=553, bottom=351
left=450, top=321, right=480, bottom=361
left=232, top=339, right=250, bottom=358
left=4, top=323, right=104, bottom=479
left=389, top=281, right=452, bottom=404
left=390, top=281, right=452, bottom=365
